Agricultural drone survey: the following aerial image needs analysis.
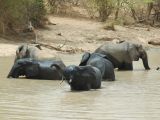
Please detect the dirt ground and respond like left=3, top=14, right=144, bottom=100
left=0, top=16, right=160, bottom=57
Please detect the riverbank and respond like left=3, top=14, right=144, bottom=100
left=0, top=16, right=160, bottom=57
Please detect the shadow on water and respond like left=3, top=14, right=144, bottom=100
left=0, top=49, right=160, bottom=120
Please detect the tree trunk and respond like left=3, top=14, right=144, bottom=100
left=115, top=0, right=120, bottom=20
left=146, top=3, right=153, bottom=20
left=130, top=7, right=138, bottom=22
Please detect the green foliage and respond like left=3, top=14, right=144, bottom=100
left=0, top=0, right=46, bottom=34
left=27, top=0, right=47, bottom=27
left=0, top=0, right=160, bottom=35
left=143, top=0, right=154, bottom=3
left=87, top=0, right=114, bottom=21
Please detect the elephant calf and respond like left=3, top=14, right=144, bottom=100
left=7, top=58, right=66, bottom=80
left=79, top=52, right=115, bottom=81
left=63, top=65, right=102, bottom=91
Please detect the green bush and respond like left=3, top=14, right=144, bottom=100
left=27, top=0, right=47, bottom=27
left=0, top=0, right=46, bottom=34
left=86, top=0, right=114, bottom=21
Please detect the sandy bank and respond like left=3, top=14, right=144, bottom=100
left=0, top=16, right=160, bottom=57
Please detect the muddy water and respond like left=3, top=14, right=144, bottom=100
left=0, top=49, right=160, bottom=120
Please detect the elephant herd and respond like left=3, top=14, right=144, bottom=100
left=7, top=41, right=151, bottom=91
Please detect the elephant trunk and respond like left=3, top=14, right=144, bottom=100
left=7, top=64, right=20, bottom=78
left=51, top=64, right=64, bottom=79
left=140, top=50, right=150, bottom=70
left=14, top=56, right=19, bottom=63
left=7, top=66, right=15, bottom=78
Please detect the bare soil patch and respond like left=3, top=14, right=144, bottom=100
left=0, top=16, right=160, bottom=56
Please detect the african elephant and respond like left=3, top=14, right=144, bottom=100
left=95, top=42, right=150, bottom=70
left=7, top=58, right=66, bottom=80
left=15, top=44, right=60, bottom=62
left=63, top=65, right=102, bottom=91
left=79, top=52, right=115, bottom=81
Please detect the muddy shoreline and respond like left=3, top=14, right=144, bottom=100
left=0, top=16, right=160, bottom=57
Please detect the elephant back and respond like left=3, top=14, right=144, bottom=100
left=35, top=49, right=61, bottom=61
left=95, top=42, right=130, bottom=63
left=15, top=44, right=61, bottom=62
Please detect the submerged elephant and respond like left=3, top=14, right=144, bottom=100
left=15, top=44, right=60, bottom=62
left=63, top=65, right=102, bottom=91
left=95, top=42, right=150, bottom=70
left=7, top=58, right=66, bottom=80
left=79, top=52, right=115, bottom=81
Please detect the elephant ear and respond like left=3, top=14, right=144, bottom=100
left=25, top=48, right=30, bottom=58
left=17, top=45, right=28, bottom=58
left=79, top=52, right=90, bottom=66
left=15, top=46, right=23, bottom=62
left=16, top=45, right=24, bottom=56
left=126, top=43, right=140, bottom=61
left=17, top=45, right=23, bottom=53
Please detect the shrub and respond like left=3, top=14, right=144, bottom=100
left=0, top=0, right=46, bottom=35
left=86, top=0, right=114, bottom=21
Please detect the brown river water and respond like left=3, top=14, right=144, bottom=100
left=0, top=49, right=160, bottom=120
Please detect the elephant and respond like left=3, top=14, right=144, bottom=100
left=63, top=65, right=102, bottom=91
left=79, top=52, right=115, bottom=81
left=95, top=41, right=150, bottom=70
left=7, top=58, right=66, bottom=80
left=15, top=44, right=60, bottom=62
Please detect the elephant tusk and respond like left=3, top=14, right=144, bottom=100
left=69, top=79, right=72, bottom=83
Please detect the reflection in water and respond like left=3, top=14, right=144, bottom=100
left=0, top=50, right=160, bottom=120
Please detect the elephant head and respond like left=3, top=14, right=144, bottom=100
left=15, top=45, right=29, bottom=60
left=63, top=65, right=78, bottom=84
left=63, top=65, right=88, bottom=90
left=127, top=43, right=140, bottom=61
left=63, top=65, right=101, bottom=91
left=15, top=44, right=42, bottom=62
left=79, top=52, right=108, bottom=66
left=7, top=58, right=39, bottom=78
left=127, top=43, right=150, bottom=70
